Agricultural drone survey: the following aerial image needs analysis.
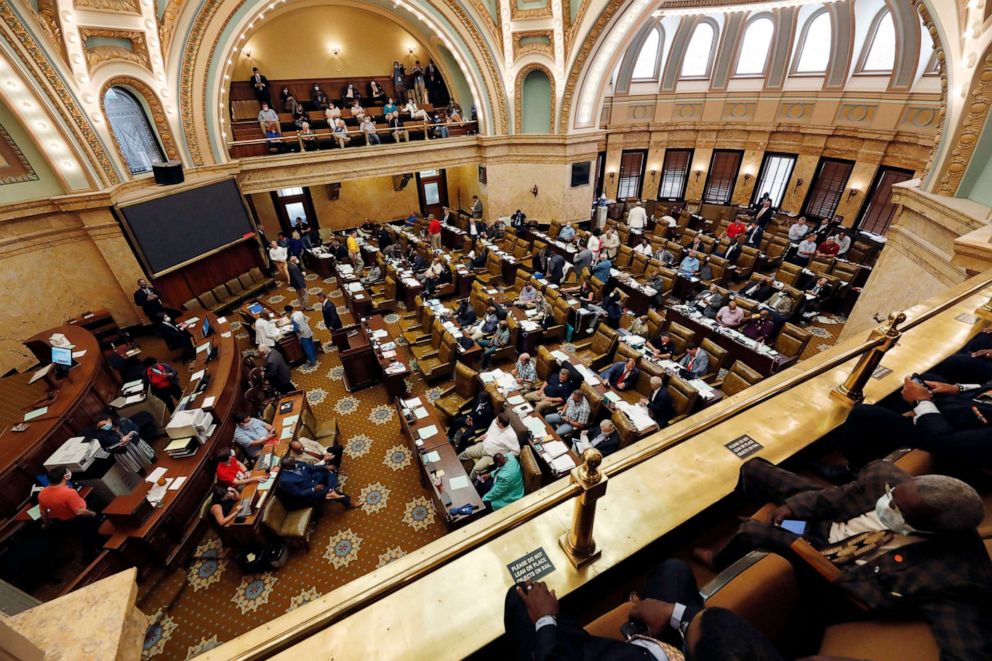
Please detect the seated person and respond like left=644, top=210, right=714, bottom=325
left=741, top=309, right=775, bottom=343
left=403, top=99, right=430, bottom=121
left=525, top=367, right=576, bottom=415
left=796, top=276, right=831, bottom=321
left=696, top=457, right=991, bottom=661
left=640, top=375, right=674, bottom=426
left=358, top=116, right=380, bottom=145
left=557, top=220, right=576, bottom=242
left=263, top=121, right=283, bottom=149
left=678, top=250, right=701, bottom=277
left=721, top=236, right=745, bottom=265
left=715, top=299, right=745, bottom=328
left=430, top=113, right=449, bottom=139
left=506, top=559, right=783, bottom=660
left=926, top=327, right=992, bottom=384
left=382, top=97, right=398, bottom=121
left=38, top=467, right=103, bottom=560
left=257, top=102, right=278, bottom=129
left=276, top=455, right=359, bottom=510
left=361, top=262, right=382, bottom=286
left=626, top=313, right=649, bottom=337
left=292, top=103, right=307, bottom=129
left=448, top=391, right=495, bottom=448
left=298, top=121, right=318, bottom=150
left=368, top=80, right=387, bottom=103
left=209, top=484, right=242, bottom=528
left=288, top=438, right=343, bottom=470
left=214, top=448, right=266, bottom=488
left=155, top=312, right=195, bottom=359
left=648, top=333, right=676, bottom=359
left=349, top=100, right=366, bottom=122
left=590, top=256, right=612, bottom=283
left=470, top=306, right=500, bottom=341
left=330, top=118, right=351, bottom=148
left=678, top=343, right=708, bottom=378
left=835, top=231, right=852, bottom=256
left=573, top=419, right=620, bottom=456
left=517, top=282, right=540, bottom=305
left=762, top=286, right=794, bottom=317
left=633, top=237, right=653, bottom=256
left=692, top=284, right=725, bottom=319
left=599, top=357, right=640, bottom=391
left=544, top=390, right=590, bottom=438
left=458, top=414, right=519, bottom=478
left=722, top=216, right=746, bottom=240
left=469, top=244, right=489, bottom=269
left=790, top=236, right=817, bottom=265
left=324, top=103, right=341, bottom=123
left=816, top=235, right=841, bottom=258
left=512, top=353, right=538, bottom=392
left=454, top=298, right=478, bottom=326
left=739, top=275, right=776, bottom=302
left=475, top=453, right=524, bottom=512
left=788, top=216, right=810, bottom=242
left=655, top=245, right=677, bottom=266
left=479, top=320, right=510, bottom=369
left=232, top=411, right=275, bottom=464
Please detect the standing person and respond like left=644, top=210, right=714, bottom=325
left=346, top=230, right=361, bottom=265
left=143, top=356, right=181, bottom=412
left=38, top=467, right=103, bottom=561
left=627, top=202, right=646, bottom=231
left=269, top=240, right=289, bottom=282
left=248, top=67, right=270, bottom=106
left=471, top=195, right=483, bottom=219
left=133, top=278, right=178, bottom=321
left=259, top=345, right=295, bottom=394
left=254, top=313, right=281, bottom=349
left=411, top=60, right=427, bottom=104
left=318, top=291, right=342, bottom=332
left=287, top=256, right=310, bottom=310
left=391, top=61, right=406, bottom=100
left=601, top=226, right=620, bottom=260
left=89, top=411, right=155, bottom=476
left=285, top=304, right=317, bottom=367
left=428, top=214, right=442, bottom=250
left=155, top=313, right=195, bottom=360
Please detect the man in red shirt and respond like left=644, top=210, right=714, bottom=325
left=724, top=216, right=746, bottom=240
left=38, top=467, right=103, bottom=560
left=427, top=213, right=442, bottom=250
left=816, top=235, right=841, bottom=258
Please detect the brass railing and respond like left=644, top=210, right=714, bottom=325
left=203, top=268, right=992, bottom=660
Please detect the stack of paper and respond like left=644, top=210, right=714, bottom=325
left=413, top=407, right=429, bottom=419
left=574, top=364, right=601, bottom=385
left=551, top=455, right=576, bottom=473
left=523, top=416, right=548, bottom=438
left=542, top=440, right=569, bottom=459
left=404, top=397, right=423, bottom=408
left=688, top=379, right=716, bottom=400
left=617, top=401, right=656, bottom=431
left=551, top=350, right=569, bottom=363
left=418, top=424, right=439, bottom=440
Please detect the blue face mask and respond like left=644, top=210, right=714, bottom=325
left=100, top=423, right=113, bottom=431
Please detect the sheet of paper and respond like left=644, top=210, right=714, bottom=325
left=280, top=426, right=294, bottom=440
left=551, top=455, right=576, bottom=473
left=404, top=397, right=423, bottom=408
left=216, top=316, right=228, bottom=324
left=282, top=414, right=299, bottom=427
left=257, top=475, right=277, bottom=491
left=551, top=350, right=569, bottom=363
left=221, top=332, right=232, bottom=338
left=506, top=395, right=525, bottom=405
left=190, top=369, right=206, bottom=381
left=414, top=407, right=429, bottom=420
left=422, top=450, right=441, bottom=463
left=122, top=379, right=143, bottom=391
left=24, top=407, right=48, bottom=422
left=144, top=466, right=168, bottom=483
left=124, top=393, right=144, bottom=405
left=418, top=424, right=439, bottom=440
left=27, top=505, right=41, bottom=521
left=542, top=440, right=569, bottom=459
left=202, top=396, right=217, bottom=409
left=108, top=397, right=127, bottom=408
left=169, top=476, right=187, bottom=490
left=72, top=350, right=87, bottom=359
left=448, top=475, right=472, bottom=490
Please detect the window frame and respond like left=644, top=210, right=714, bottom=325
left=617, top=149, right=648, bottom=200
left=855, top=165, right=915, bottom=235
left=732, top=13, right=776, bottom=78
left=801, top=157, right=855, bottom=222
left=679, top=18, right=720, bottom=80
left=103, top=86, right=166, bottom=176
left=855, top=7, right=896, bottom=75
left=789, top=8, right=832, bottom=76
left=657, top=148, right=694, bottom=202
left=702, top=149, right=744, bottom=205
left=750, top=152, right=797, bottom=208
left=632, top=26, right=665, bottom=82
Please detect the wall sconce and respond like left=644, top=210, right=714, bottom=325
left=847, top=187, right=860, bottom=200
left=530, top=185, right=539, bottom=196
left=243, top=49, right=252, bottom=59
left=743, top=173, right=752, bottom=183
left=330, top=45, right=340, bottom=56
left=694, top=169, right=702, bottom=181
left=794, top=177, right=805, bottom=191
left=608, top=170, right=616, bottom=181
left=408, top=45, right=415, bottom=54
left=649, top=169, right=657, bottom=180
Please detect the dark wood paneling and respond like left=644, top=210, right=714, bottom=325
left=232, top=76, right=397, bottom=104
left=154, top=240, right=264, bottom=307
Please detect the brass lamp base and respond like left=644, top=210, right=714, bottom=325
left=558, top=535, right=601, bottom=568
left=975, top=304, right=992, bottom=321
left=830, top=385, right=863, bottom=406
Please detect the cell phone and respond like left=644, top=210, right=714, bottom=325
left=779, top=519, right=807, bottom=535
left=910, top=373, right=927, bottom=387
left=620, top=620, right=649, bottom=640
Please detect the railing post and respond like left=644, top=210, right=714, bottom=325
left=976, top=296, right=992, bottom=321
left=558, top=448, right=608, bottom=568
left=830, top=311, right=906, bottom=405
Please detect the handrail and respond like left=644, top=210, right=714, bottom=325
left=204, top=268, right=992, bottom=660
left=225, top=121, right=479, bottom=147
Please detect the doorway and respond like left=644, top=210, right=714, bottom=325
left=416, top=169, right=449, bottom=218
left=270, top=187, right=320, bottom=238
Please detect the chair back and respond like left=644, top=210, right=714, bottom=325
left=667, top=322, right=696, bottom=356
left=453, top=363, right=479, bottom=399
left=774, top=323, right=811, bottom=358
left=776, top=261, right=802, bottom=286
left=384, top=276, right=397, bottom=300
left=536, top=345, right=553, bottom=381
left=699, top=338, right=728, bottom=381
left=667, top=375, right=699, bottom=417
left=198, top=290, right=219, bottom=308
left=519, top=446, right=543, bottom=494
left=590, top=277, right=605, bottom=301
left=592, top=325, right=619, bottom=355
left=721, top=360, right=763, bottom=397
left=226, top=278, right=245, bottom=295
left=646, top=309, right=665, bottom=339
left=616, top=245, right=634, bottom=268
left=631, top=253, right=649, bottom=275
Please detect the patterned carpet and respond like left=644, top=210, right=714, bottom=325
left=137, top=273, right=448, bottom=660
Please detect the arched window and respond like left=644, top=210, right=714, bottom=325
left=104, top=87, right=165, bottom=175
left=794, top=10, right=832, bottom=73
left=735, top=16, right=774, bottom=75
left=681, top=21, right=716, bottom=78
left=860, top=9, right=896, bottom=73
left=632, top=27, right=662, bottom=80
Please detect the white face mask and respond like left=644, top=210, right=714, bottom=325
left=875, top=492, right=916, bottom=535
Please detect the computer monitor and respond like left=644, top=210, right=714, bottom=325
left=202, top=316, right=212, bottom=338
left=247, top=302, right=264, bottom=315
left=51, top=346, right=73, bottom=367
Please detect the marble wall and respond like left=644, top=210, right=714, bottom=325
left=309, top=177, right=419, bottom=229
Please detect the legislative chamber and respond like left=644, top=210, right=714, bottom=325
left=0, top=1, right=991, bottom=659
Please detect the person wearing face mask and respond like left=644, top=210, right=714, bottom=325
left=695, top=457, right=991, bottom=661
left=89, top=412, right=155, bottom=475
left=38, top=467, right=104, bottom=559
left=232, top=411, right=276, bottom=463
left=209, top=484, right=243, bottom=528
left=214, top=448, right=266, bottom=488
left=155, top=312, right=195, bottom=360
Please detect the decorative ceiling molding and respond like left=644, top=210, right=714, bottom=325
left=559, top=0, right=626, bottom=132
left=513, top=30, right=554, bottom=60
left=511, top=1, right=553, bottom=21
left=73, top=0, right=142, bottom=14
left=0, top=124, right=39, bottom=185
left=79, top=28, right=152, bottom=73
left=33, top=0, right=68, bottom=63
left=101, top=76, right=180, bottom=162
left=515, top=62, right=557, bottom=133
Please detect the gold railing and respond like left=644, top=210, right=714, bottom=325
left=201, top=268, right=992, bottom=660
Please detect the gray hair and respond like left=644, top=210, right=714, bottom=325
left=650, top=376, right=663, bottom=388
left=600, top=419, right=615, bottom=432
left=915, top=475, right=984, bottom=533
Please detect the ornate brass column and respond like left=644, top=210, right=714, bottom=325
left=559, top=449, right=608, bottom=568
left=976, top=296, right=992, bottom=321
left=831, top=311, right=906, bottom=405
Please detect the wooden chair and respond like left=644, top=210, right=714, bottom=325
left=411, top=319, right=445, bottom=361
left=666, top=322, right=696, bottom=357
left=262, top=499, right=315, bottom=551
left=400, top=295, right=426, bottom=332
left=699, top=338, right=728, bottom=384
left=434, top=363, right=479, bottom=424
left=774, top=323, right=811, bottom=359
left=573, top=324, right=619, bottom=370
left=775, top=261, right=803, bottom=287
left=719, top=360, right=764, bottom=397
left=372, top=276, right=398, bottom=312
left=417, top=334, right=456, bottom=382
left=519, top=445, right=544, bottom=494
left=536, top=345, right=554, bottom=381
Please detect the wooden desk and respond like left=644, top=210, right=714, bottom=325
left=665, top=306, right=794, bottom=376
left=227, top=393, right=309, bottom=546
left=334, top=325, right=377, bottom=391
left=396, top=400, right=483, bottom=528
left=99, top=313, right=243, bottom=571
left=66, top=309, right=130, bottom=351
left=304, top=247, right=336, bottom=278
left=363, top=316, right=411, bottom=400
left=0, top=326, right=118, bottom=516
left=239, top=300, right=305, bottom=366
left=334, top=265, right=373, bottom=319
left=608, top=272, right=658, bottom=315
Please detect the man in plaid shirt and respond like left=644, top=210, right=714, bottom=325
left=701, top=458, right=992, bottom=660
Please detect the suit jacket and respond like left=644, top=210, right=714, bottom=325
left=547, top=255, right=565, bottom=284
left=532, top=619, right=657, bottom=660
left=602, top=362, right=639, bottom=390
left=679, top=350, right=708, bottom=377
left=156, top=321, right=192, bottom=350
left=467, top=397, right=495, bottom=435
left=753, top=206, right=773, bottom=228
left=723, top=242, right=743, bottom=265
left=745, top=225, right=764, bottom=247
left=277, top=463, right=329, bottom=510
left=587, top=430, right=621, bottom=457
left=741, top=282, right=774, bottom=302
left=322, top=300, right=342, bottom=331
left=249, top=73, right=269, bottom=91
left=781, top=460, right=992, bottom=660
left=695, top=291, right=725, bottom=318
left=645, top=387, right=674, bottom=426
left=456, top=304, right=477, bottom=326
left=573, top=250, right=593, bottom=276
left=288, top=262, right=306, bottom=290
left=264, top=349, right=292, bottom=387
left=134, top=286, right=165, bottom=316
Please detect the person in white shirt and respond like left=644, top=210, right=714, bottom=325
left=633, top=237, right=653, bottom=256
left=587, top=229, right=603, bottom=259
left=404, top=100, right=430, bottom=121
left=658, top=214, right=677, bottom=228
left=269, top=240, right=289, bottom=282
left=254, top=314, right=281, bottom=348
left=285, top=305, right=317, bottom=367
left=458, top=414, right=519, bottom=478
left=835, top=232, right=852, bottom=256
left=788, top=217, right=810, bottom=243
left=627, top=202, right=647, bottom=231
left=257, top=103, right=278, bottom=128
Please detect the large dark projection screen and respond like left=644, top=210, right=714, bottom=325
left=118, top=179, right=255, bottom=275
